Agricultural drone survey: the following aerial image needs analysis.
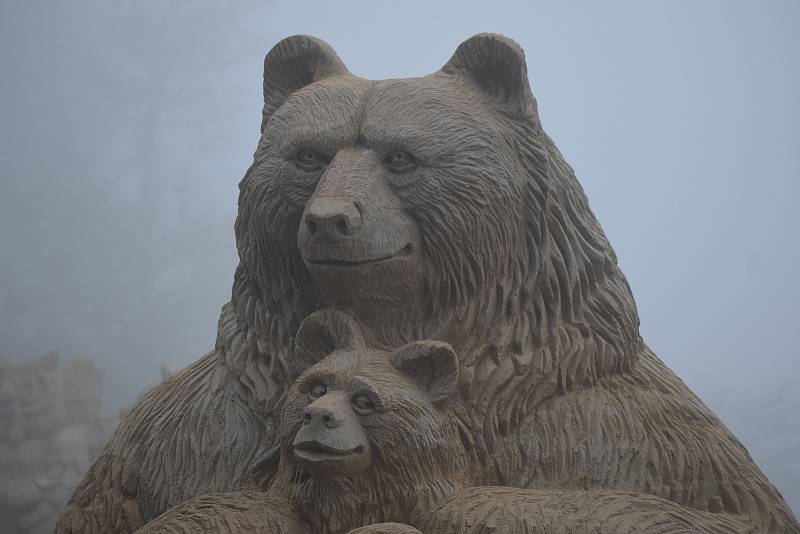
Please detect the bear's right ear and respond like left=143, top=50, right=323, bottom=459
left=261, top=35, right=350, bottom=132
left=390, top=341, right=459, bottom=407
left=293, top=309, right=365, bottom=376
left=441, top=33, right=536, bottom=118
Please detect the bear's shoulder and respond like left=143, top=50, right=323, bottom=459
left=106, top=349, right=279, bottom=520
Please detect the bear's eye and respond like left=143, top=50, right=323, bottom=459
left=295, top=148, right=326, bottom=172
left=385, top=151, right=416, bottom=173
left=308, top=382, right=327, bottom=400
left=352, top=394, right=375, bottom=415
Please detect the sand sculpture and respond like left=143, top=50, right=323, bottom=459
left=56, top=34, right=799, bottom=533
left=0, top=354, right=116, bottom=534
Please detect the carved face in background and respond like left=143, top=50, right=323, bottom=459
left=0, top=353, right=60, bottom=439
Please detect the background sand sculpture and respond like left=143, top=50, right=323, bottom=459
left=0, top=354, right=117, bottom=534
left=0, top=355, right=172, bottom=533
left=55, top=34, right=799, bottom=533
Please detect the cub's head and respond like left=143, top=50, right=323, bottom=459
left=274, top=309, right=467, bottom=529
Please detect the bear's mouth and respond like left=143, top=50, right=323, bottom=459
left=304, top=243, right=413, bottom=269
left=293, top=439, right=365, bottom=461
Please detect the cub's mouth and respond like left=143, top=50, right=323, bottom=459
left=293, top=439, right=365, bottom=462
left=304, top=243, right=414, bottom=269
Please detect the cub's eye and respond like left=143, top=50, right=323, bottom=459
left=352, top=394, right=375, bottom=415
left=295, top=148, right=326, bottom=171
left=308, top=383, right=327, bottom=400
left=386, top=151, right=416, bottom=173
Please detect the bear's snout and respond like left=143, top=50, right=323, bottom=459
left=303, top=402, right=341, bottom=429
left=303, top=197, right=362, bottom=243
left=292, top=390, right=373, bottom=477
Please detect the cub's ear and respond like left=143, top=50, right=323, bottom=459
left=293, top=309, right=365, bottom=376
left=390, top=341, right=459, bottom=407
left=262, top=35, right=350, bottom=132
left=441, top=33, right=536, bottom=118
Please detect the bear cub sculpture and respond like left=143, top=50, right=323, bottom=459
left=133, top=309, right=467, bottom=534
left=274, top=309, right=468, bottom=532
left=134, top=310, right=758, bottom=534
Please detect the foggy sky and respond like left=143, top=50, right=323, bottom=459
left=1, top=0, right=797, bottom=515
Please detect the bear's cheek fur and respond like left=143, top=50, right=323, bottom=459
left=239, top=164, right=301, bottom=258
left=247, top=155, right=317, bottom=232
left=363, top=402, right=447, bottom=459
left=395, top=152, right=527, bottom=302
left=275, top=163, right=325, bottom=213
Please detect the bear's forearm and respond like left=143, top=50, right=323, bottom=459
left=55, top=453, right=144, bottom=534
left=130, top=491, right=308, bottom=534
left=421, top=487, right=762, bottom=534
left=347, top=523, right=423, bottom=534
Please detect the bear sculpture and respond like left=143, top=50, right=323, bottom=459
left=57, top=33, right=799, bottom=533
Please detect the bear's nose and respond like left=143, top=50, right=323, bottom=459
left=303, top=198, right=361, bottom=242
left=303, top=405, right=340, bottom=429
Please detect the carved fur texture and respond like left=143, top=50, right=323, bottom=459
left=57, top=33, right=799, bottom=533
left=421, top=486, right=759, bottom=533
left=130, top=491, right=309, bottom=534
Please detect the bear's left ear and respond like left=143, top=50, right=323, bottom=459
left=441, top=33, right=536, bottom=118
left=390, top=341, right=459, bottom=407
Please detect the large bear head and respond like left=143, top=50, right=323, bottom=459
left=226, top=33, right=642, bottom=431
left=271, top=309, right=467, bottom=532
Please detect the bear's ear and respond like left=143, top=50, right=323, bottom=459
left=390, top=341, right=459, bottom=407
left=441, top=33, right=535, bottom=118
left=293, top=309, right=365, bottom=375
left=261, top=35, right=350, bottom=132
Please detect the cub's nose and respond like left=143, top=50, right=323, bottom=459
left=303, top=405, right=340, bottom=429
left=303, top=198, right=361, bottom=241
